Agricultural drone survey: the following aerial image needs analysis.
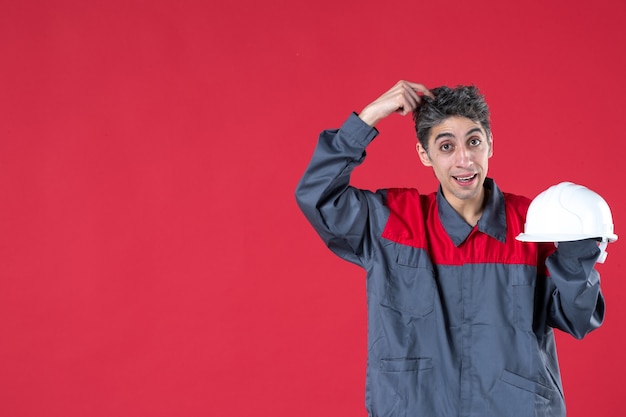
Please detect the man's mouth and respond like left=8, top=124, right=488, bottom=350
left=452, top=174, right=477, bottom=183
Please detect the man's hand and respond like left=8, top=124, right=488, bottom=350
left=358, top=80, right=434, bottom=127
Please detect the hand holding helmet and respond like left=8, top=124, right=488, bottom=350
left=516, top=182, right=618, bottom=263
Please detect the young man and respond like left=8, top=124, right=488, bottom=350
left=295, top=81, right=604, bottom=416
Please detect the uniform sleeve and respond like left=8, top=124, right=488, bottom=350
left=545, top=239, right=605, bottom=339
left=295, top=113, right=385, bottom=267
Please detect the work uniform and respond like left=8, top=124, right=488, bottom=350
left=295, top=113, right=605, bottom=417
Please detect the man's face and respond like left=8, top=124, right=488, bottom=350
left=416, top=116, right=493, bottom=210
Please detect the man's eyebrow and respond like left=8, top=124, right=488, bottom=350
left=465, top=127, right=485, bottom=137
left=434, top=127, right=485, bottom=142
left=434, top=132, right=455, bottom=142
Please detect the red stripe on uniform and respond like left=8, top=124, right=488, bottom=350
left=382, top=188, right=554, bottom=271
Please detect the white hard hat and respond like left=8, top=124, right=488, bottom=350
left=516, top=182, right=618, bottom=262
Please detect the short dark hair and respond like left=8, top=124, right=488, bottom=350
left=413, top=85, right=491, bottom=151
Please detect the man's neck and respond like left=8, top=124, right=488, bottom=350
left=446, top=188, right=487, bottom=227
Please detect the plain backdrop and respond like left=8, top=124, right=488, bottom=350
left=1, top=0, right=625, bottom=416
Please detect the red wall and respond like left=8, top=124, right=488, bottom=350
left=1, top=0, right=625, bottom=416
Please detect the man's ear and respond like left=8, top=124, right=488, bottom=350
left=488, top=133, right=494, bottom=158
left=416, top=142, right=432, bottom=167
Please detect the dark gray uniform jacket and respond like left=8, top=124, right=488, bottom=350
left=295, top=114, right=605, bottom=417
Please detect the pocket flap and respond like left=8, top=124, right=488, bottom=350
left=380, top=357, right=433, bottom=372
left=500, top=369, right=553, bottom=400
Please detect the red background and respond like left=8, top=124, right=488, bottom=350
left=1, top=1, right=625, bottom=416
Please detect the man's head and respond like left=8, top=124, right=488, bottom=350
left=413, top=86, right=493, bottom=215
left=413, top=85, right=491, bottom=152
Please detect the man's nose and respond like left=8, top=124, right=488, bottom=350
left=455, top=147, right=472, bottom=167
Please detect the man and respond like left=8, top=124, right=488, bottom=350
left=295, top=81, right=604, bottom=416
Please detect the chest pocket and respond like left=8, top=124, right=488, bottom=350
left=511, top=269, right=536, bottom=329
left=382, top=245, right=435, bottom=318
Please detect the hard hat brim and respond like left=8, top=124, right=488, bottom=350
left=516, top=232, right=618, bottom=243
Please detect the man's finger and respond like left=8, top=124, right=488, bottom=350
left=405, top=81, right=434, bottom=99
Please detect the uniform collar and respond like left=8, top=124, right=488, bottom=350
left=436, top=178, right=507, bottom=247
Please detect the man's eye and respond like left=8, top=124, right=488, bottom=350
left=469, top=138, right=481, bottom=146
left=440, top=143, right=452, bottom=152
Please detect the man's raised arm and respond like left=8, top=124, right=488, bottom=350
left=294, top=81, right=431, bottom=265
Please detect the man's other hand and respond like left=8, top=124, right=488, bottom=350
left=358, top=80, right=434, bottom=127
